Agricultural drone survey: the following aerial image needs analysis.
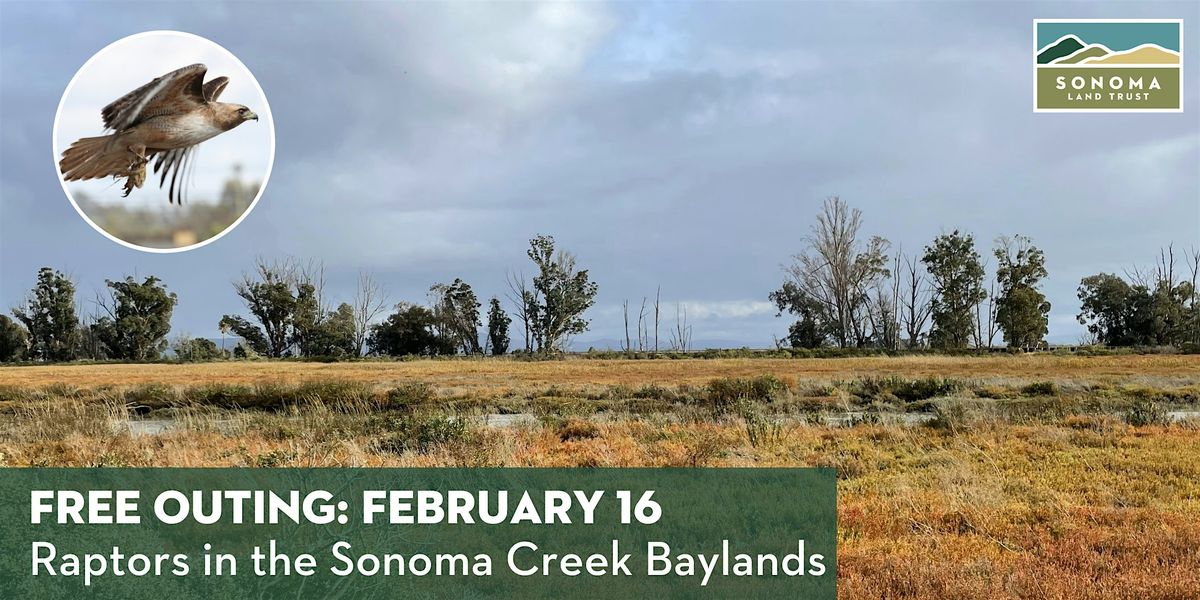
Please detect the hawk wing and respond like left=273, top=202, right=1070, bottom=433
left=203, top=76, right=229, bottom=101
left=101, top=64, right=208, bottom=131
left=139, top=70, right=230, bottom=203
left=149, top=74, right=229, bottom=204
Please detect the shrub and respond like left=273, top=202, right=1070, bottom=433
left=926, top=402, right=970, bottom=433
left=739, top=399, right=787, bottom=448
left=680, top=427, right=731, bottom=467
left=846, top=411, right=883, bottom=427
left=297, top=380, right=373, bottom=407
left=855, top=376, right=964, bottom=403
left=814, top=450, right=870, bottom=480
left=124, top=383, right=178, bottom=408
left=385, top=382, right=435, bottom=410
left=42, top=382, right=83, bottom=399
left=705, top=375, right=788, bottom=414
left=188, top=383, right=254, bottom=408
left=411, top=415, right=469, bottom=452
left=1020, top=381, right=1059, bottom=396
left=252, top=449, right=297, bottom=468
left=1120, top=385, right=1200, bottom=405
left=1124, top=400, right=1170, bottom=427
left=235, top=380, right=374, bottom=411
left=1000, top=397, right=1076, bottom=423
left=632, top=384, right=673, bottom=400
left=558, top=420, right=601, bottom=442
left=173, top=337, right=225, bottom=362
left=374, top=414, right=472, bottom=455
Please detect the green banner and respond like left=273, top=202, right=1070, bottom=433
left=0, top=468, right=835, bottom=599
left=1036, top=67, right=1181, bottom=110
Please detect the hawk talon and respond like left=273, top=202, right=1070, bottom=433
left=123, top=156, right=148, bottom=197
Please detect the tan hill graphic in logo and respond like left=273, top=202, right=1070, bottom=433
left=1054, top=45, right=1110, bottom=64
left=1081, top=44, right=1179, bottom=65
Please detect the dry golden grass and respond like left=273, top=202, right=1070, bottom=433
left=2, top=354, right=1198, bottom=390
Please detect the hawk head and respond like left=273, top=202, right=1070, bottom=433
left=216, top=103, right=259, bottom=130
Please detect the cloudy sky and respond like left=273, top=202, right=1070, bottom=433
left=2, top=1, right=1198, bottom=347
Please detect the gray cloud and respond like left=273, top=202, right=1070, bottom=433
left=2, top=1, right=1197, bottom=347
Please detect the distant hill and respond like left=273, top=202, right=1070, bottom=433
left=1054, top=45, right=1109, bottom=64
left=1084, top=44, right=1179, bottom=65
left=1037, top=35, right=1084, bottom=64
left=570, top=338, right=756, bottom=352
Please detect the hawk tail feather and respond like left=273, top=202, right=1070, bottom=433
left=59, top=134, right=130, bottom=182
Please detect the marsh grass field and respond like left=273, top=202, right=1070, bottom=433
left=1, top=354, right=1198, bottom=599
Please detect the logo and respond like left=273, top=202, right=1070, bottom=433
left=1034, top=19, right=1182, bottom=112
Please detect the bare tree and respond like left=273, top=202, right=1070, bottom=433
left=865, top=277, right=899, bottom=350
left=669, top=302, right=693, bottom=352
left=637, top=297, right=648, bottom=351
left=779, top=197, right=890, bottom=348
left=622, top=299, right=631, bottom=352
left=971, top=258, right=999, bottom=349
left=298, top=259, right=329, bottom=315
left=1188, top=247, right=1200, bottom=309
left=983, top=280, right=999, bottom=347
left=505, top=270, right=534, bottom=353
left=1123, top=245, right=1178, bottom=289
left=654, top=286, right=661, bottom=352
left=351, top=271, right=389, bottom=357
left=1188, top=247, right=1200, bottom=345
left=1158, top=244, right=1177, bottom=288
left=899, top=252, right=933, bottom=348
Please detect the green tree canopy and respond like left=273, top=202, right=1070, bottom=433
left=430, top=278, right=482, bottom=354
left=993, top=235, right=1050, bottom=348
left=486, top=297, right=511, bottom=356
left=525, top=235, right=598, bottom=353
left=173, top=336, right=225, bottom=362
left=92, top=275, right=178, bottom=361
left=922, top=231, right=986, bottom=350
left=219, top=259, right=334, bottom=358
left=368, top=303, right=455, bottom=357
left=769, top=280, right=831, bottom=348
left=12, top=267, right=80, bottom=361
left=305, top=302, right=357, bottom=358
left=1077, top=273, right=1133, bottom=345
left=0, top=315, right=28, bottom=362
left=1079, top=272, right=1197, bottom=347
left=218, top=315, right=270, bottom=356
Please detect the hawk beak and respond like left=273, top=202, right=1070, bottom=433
left=245, top=110, right=259, bottom=121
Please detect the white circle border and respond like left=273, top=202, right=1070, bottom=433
left=52, top=30, right=276, bottom=254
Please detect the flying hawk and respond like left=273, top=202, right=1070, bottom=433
left=59, top=63, right=258, bottom=203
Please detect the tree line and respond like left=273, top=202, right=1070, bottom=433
left=2, top=204, right=1197, bottom=363
left=770, top=197, right=1200, bottom=351
left=0, top=235, right=598, bottom=362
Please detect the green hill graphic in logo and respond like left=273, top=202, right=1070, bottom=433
left=1034, top=20, right=1182, bottom=112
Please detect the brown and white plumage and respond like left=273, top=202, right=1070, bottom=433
left=59, top=63, right=257, bottom=203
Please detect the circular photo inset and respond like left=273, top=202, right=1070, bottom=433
left=53, top=30, right=274, bottom=252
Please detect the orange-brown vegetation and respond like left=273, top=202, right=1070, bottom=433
left=1, top=355, right=1197, bottom=599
